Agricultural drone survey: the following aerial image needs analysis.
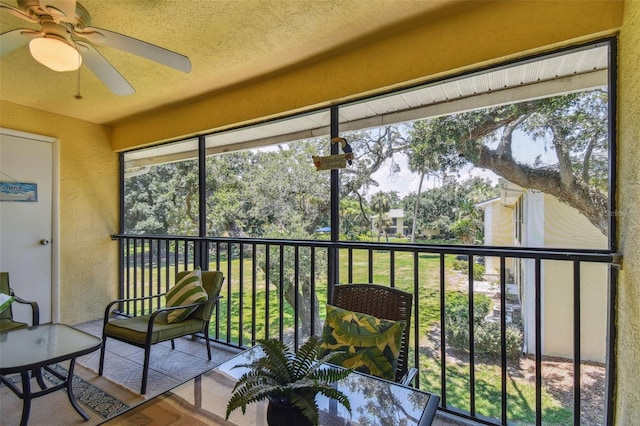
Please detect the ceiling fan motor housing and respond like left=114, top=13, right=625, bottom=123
left=17, top=0, right=92, bottom=28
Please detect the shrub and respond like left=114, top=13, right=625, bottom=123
left=474, top=321, right=523, bottom=360
left=445, top=291, right=491, bottom=330
left=452, top=259, right=486, bottom=280
left=444, top=291, right=522, bottom=360
left=452, top=259, right=467, bottom=271
left=473, top=263, right=486, bottom=281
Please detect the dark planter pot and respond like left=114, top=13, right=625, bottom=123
left=266, top=400, right=313, bottom=426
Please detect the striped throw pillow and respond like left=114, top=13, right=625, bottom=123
left=165, top=269, right=208, bottom=323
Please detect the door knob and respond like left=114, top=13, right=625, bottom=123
left=40, top=239, right=50, bottom=245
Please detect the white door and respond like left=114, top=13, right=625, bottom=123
left=0, top=129, right=56, bottom=324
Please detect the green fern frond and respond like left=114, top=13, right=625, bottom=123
left=256, top=338, right=293, bottom=383
left=226, top=382, right=275, bottom=418
left=317, top=387, right=352, bottom=414
left=309, top=367, right=352, bottom=384
left=292, top=335, right=321, bottom=379
left=225, top=337, right=354, bottom=424
left=232, top=370, right=281, bottom=394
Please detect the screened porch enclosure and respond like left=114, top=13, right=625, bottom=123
left=117, top=40, right=618, bottom=425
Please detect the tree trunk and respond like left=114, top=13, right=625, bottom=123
left=411, top=172, right=426, bottom=243
left=283, top=277, right=322, bottom=339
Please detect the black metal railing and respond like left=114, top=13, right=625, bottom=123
left=111, top=234, right=617, bottom=426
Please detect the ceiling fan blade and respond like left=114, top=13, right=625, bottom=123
left=0, top=3, right=39, bottom=23
left=76, top=41, right=135, bottom=96
left=39, top=0, right=77, bottom=22
left=0, top=29, right=40, bottom=56
left=75, top=26, right=192, bottom=73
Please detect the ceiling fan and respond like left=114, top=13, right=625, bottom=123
left=0, top=0, right=192, bottom=95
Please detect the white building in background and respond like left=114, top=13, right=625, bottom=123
left=372, top=208, right=407, bottom=236
left=478, top=179, right=608, bottom=362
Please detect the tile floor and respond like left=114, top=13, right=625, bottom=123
left=73, top=319, right=480, bottom=426
left=73, top=319, right=241, bottom=399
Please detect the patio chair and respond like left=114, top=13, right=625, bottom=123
left=0, top=272, right=40, bottom=332
left=327, top=283, right=417, bottom=386
left=98, top=270, right=224, bottom=394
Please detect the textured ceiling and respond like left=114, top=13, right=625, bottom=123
left=0, top=0, right=453, bottom=125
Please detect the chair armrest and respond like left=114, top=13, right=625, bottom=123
left=400, top=367, right=418, bottom=387
left=103, top=294, right=167, bottom=323
left=13, top=296, right=40, bottom=326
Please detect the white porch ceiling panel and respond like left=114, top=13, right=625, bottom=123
left=125, top=43, right=608, bottom=168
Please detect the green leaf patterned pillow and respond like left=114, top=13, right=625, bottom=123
left=319, top=304, right=406, bottom=381
left=165, top=268, right=208, bottom=323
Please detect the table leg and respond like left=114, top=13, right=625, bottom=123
left=66, top=359, right=90, bottom=421
left=34, top=367, right=47, bottom=390
left=19, top=371, right=32, bottom=426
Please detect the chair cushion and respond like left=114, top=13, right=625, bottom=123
left=165, top=269, right=208, bottom=323
left=0, top=318, right=28, bottom=332
left=319, top=304, right=406, bottom=381
left=105, top=312, right=205, bottom=344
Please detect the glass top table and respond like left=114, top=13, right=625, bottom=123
left=0, top=323, right=103, bottom=426
left=102, top=345, right=440, bottom=425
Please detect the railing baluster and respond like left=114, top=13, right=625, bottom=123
left=573, top=260, right=581, bottom=426
left=348, top=248, right=353, bottom=283
left=184, top=240, right=189, bottom=270
left=535, top=258, right=542, bottom=426
left=279, top=245, right=284, bottom=342
left=390, top=250, right=396, bottom=288
left=500, top=256, right=508, bottom=425
left=145, top=239, right=150, bottom=312
left=413, top=250, right=420, bottom=386
left=215, top=241, right=221, bottom=340
left=468, top=254, right=476, bottom=417
left=155, top=240, right=161, bottom=309
left=164, top=240, right=170, bottom=294
left=226, top=242, right=232, bottom=344
left=124, top=237, right=130, bottom=313
left=239, top=242, right=244, bottom=347
left=294, top=246, right=299, bottom=349
left=133, top=239, right=138, bottom=315
left=439, top=253, right=446, bottom=405
left=252, top=243, right=257, bottom=345
left=368, top=249, right=373, bottom=282
left=310, top=246, right=316, bottom=337
left=265, top=244, right=270, bottom=340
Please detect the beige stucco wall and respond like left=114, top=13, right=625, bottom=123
left=0, top=101, right=119, bottom=324
left=615, top=0, right=640, bottom=423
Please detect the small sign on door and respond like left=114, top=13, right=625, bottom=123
left=0, top=182, right=38, bottom=202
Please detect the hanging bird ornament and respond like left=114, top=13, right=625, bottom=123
left=331, top=137, right=353, bottom=165
left=312, top=137, right=355, bottom=171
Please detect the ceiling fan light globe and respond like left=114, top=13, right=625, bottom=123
left=29, top=37, right=82, bottom=72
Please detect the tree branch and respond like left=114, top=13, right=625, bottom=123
left=477, top=145, right=608, bottom=234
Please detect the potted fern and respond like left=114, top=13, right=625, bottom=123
left=225, top=335, right=352, bottom=426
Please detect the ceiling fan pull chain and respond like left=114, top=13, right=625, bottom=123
left=75, top=67, right=82, bottom=100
